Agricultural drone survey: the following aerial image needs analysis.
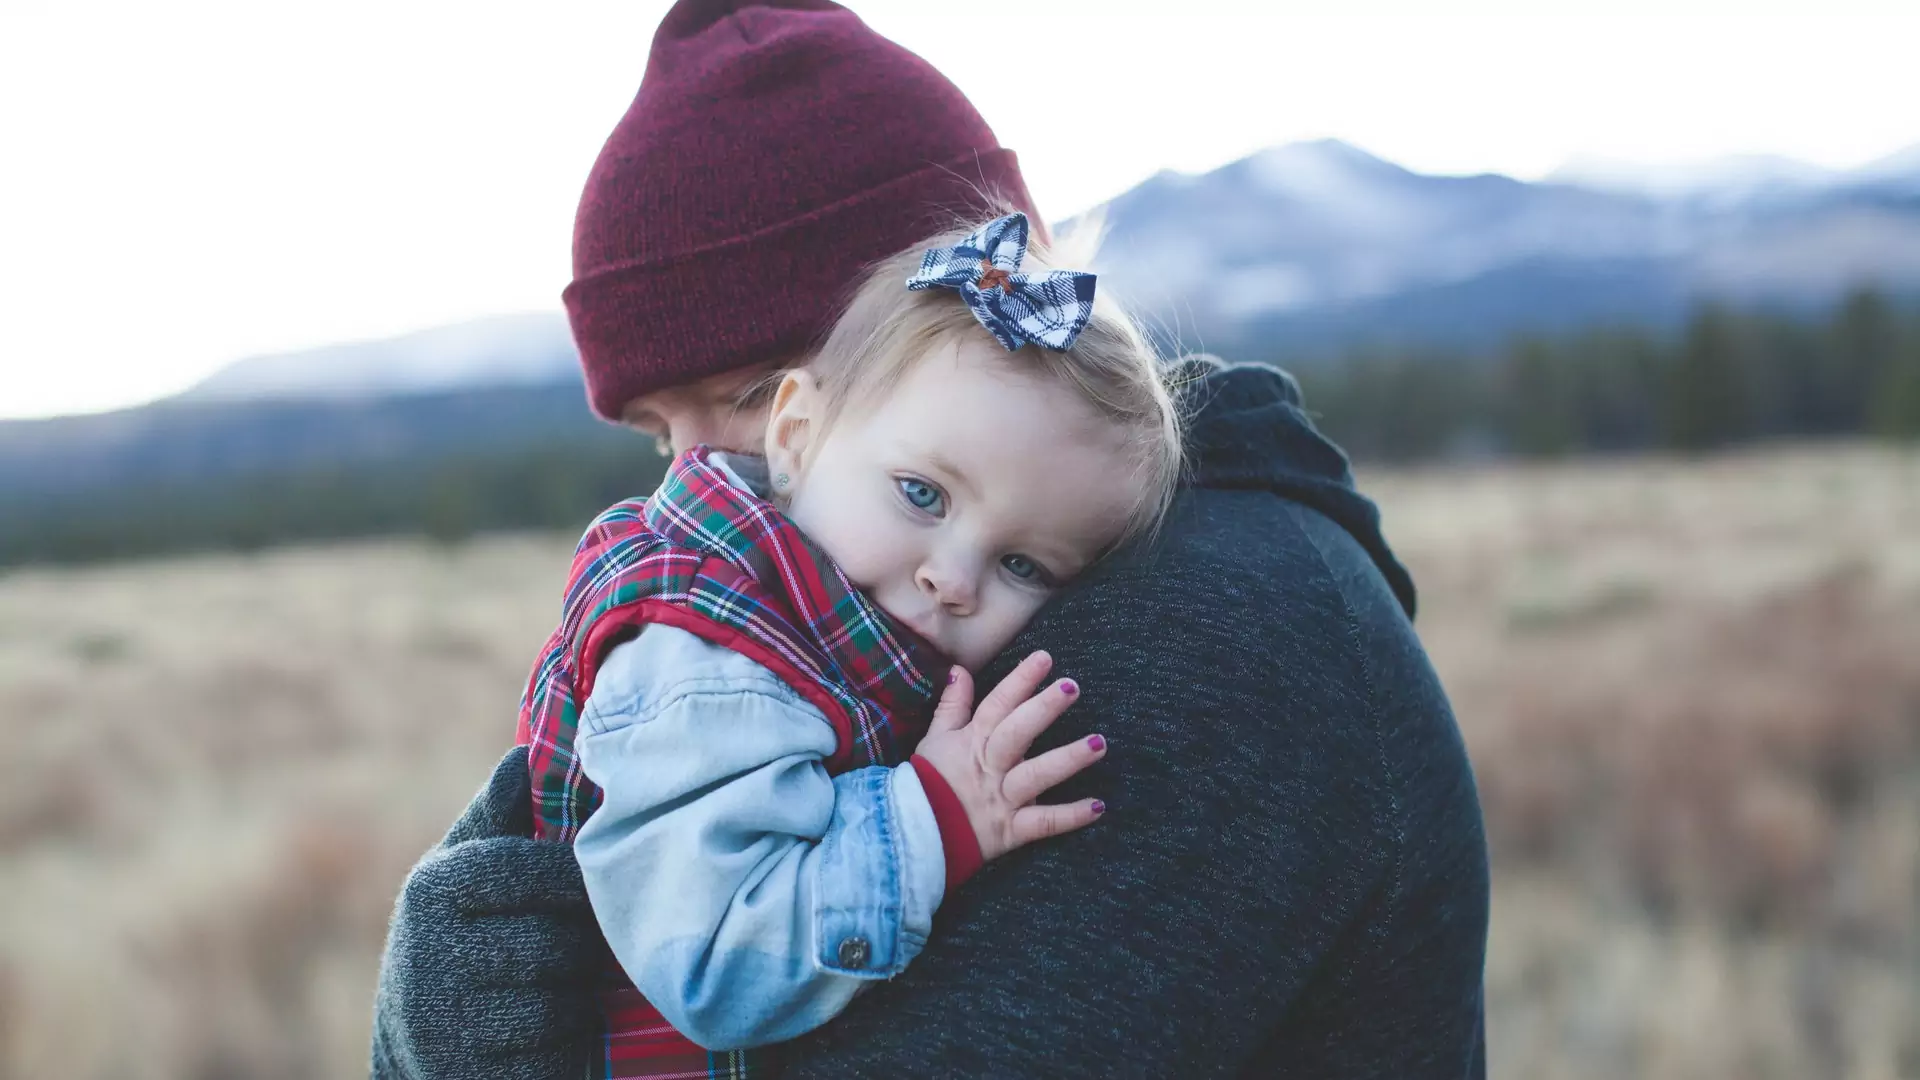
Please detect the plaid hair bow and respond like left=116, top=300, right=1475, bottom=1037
left=906, top=211, right=1097, bottom=351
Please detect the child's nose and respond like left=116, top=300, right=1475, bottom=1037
left=916, top=561, right=978, bottom=616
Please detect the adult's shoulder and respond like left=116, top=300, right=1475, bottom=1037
left=1012, top=347, right=1465, bottom=858
left=1038, top=480, right=1397, bottom=715
left=1017, top=485, right=1403, bottom=859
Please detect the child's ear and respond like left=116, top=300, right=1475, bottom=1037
left=765, top=370, right=821, bottom=478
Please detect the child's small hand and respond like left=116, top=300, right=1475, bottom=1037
left=913, top=651, right=1108, bottom=864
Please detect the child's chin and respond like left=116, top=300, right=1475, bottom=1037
left=947, top=643, right=1000, bottom=674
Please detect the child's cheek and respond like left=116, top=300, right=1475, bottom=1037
left=980, top=593, right=1043, bottom=667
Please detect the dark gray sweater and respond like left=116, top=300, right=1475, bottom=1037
left=370, top=359, right=1488, bottom=1079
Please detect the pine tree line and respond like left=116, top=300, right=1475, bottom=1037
left=1290, top=288, right=1920, bottom=462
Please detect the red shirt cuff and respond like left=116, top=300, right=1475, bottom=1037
left=910, top=755, right=984, bottom=890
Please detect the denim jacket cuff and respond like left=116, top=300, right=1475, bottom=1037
left=910, top=755, right=985, bottom=889
left=889, top=760, right=947, bottom=938
left=813, top=765, right=937, bottom=980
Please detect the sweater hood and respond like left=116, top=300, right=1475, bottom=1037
left=1178, top=357, right=1417, bottom=618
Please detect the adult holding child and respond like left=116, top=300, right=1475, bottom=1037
left=372, top=2, right=1489, bottom=1077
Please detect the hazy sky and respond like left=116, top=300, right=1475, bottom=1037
left=3, top=0, right=1917, bottom=419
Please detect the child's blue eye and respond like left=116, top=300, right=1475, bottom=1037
left=898, top=478, right=945, bottom=515
left=1002, top=554, right=1042, bottom=581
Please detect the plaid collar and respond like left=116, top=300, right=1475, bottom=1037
left=641, top=445, right=942, bottom=713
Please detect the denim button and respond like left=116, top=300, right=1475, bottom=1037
left=836, top=937, right=871, bottom=969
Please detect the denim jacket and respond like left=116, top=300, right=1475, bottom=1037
left=572, top=600, right=948, bottom=1050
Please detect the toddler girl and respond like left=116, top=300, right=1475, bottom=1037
left=514, top=212, right=1182, bottom=1077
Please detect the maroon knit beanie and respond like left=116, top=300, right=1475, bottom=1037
left=564, top=0, right=1040, bottom=420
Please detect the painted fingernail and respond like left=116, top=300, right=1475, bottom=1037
left=1060, top=679, right=1078, bottom=697
left=1091, top=800, right=1107, bottom=816
left=1087, top=734, right=1106, bottom=752
left=947, top=668, right=959, bottom=685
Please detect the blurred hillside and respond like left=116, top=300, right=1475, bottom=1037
left=1, top=445, right=1913, bottom=1079
left=5, top=140, right=1920, bottom=568
left=0, top=384, right=661, bottom=565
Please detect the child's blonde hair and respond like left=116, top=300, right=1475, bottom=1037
left=798, top=216, right=1185, bottom=546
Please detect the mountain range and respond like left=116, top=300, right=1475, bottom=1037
left=7, top=139, right=1920, bottom=523
left=1087, top=139, right=1920, bottom=358
left=179, top=312, right=578, bottom=403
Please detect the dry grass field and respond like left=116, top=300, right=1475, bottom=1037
left=1, top=444, right=1916, bottom=1079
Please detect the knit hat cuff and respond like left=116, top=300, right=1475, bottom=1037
left=564, top=148, right=1032, bottom=421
